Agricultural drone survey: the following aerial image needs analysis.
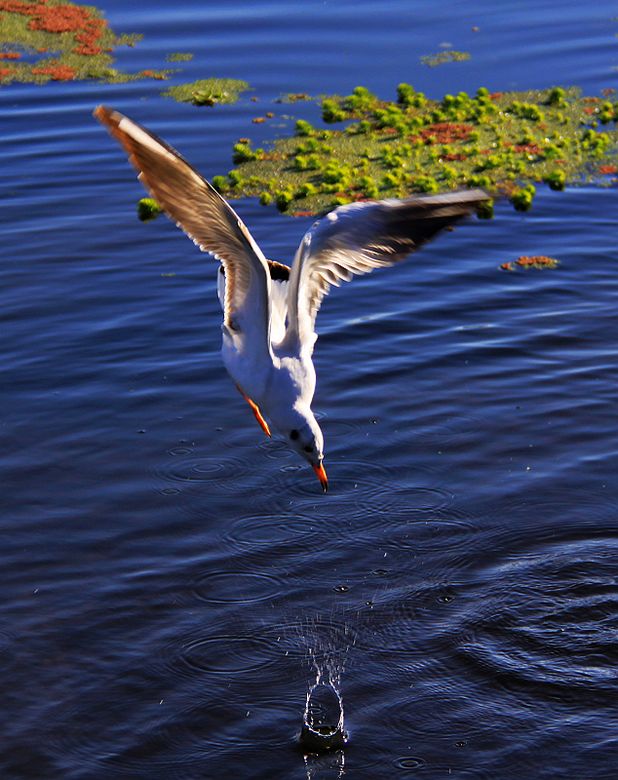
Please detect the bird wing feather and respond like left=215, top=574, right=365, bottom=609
left=283, top=190, right=488, bottom=353
left=94, top=105, right=272, bottom=356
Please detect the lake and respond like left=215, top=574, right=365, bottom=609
left=2, top=1, right=618, bottom=777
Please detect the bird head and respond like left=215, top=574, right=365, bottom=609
left=275, top=406, right=327, bottom=492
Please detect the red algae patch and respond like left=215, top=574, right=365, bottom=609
left=0, top=0, right=173, bottom=85
left=31, top=62, right=75, bottom=80
left=516, top=255, right=560, bottom=269
left=24, top=1, right=105, bottom=54
left=501, top=256, right=560, bottom=271
left=416, top=122, right=473, bottom=144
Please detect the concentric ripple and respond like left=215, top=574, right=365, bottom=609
left=153, top=448, right=291, bottom=517
left=384, top=509, right=480, bottom=559
left=224, top=511, right=327, bottom=552
left=154, top=628, right=279, bottom=684
left=258, top=438, right=296, bottom=461
left=394, top=755, right=426, bottom=770
left=272, top=457, right=392, bottom=505
left=262, top=460, right=458, bottom=550
left=400, top=515, right=475, bottom=553
left=190, top=570, right=283, bottom=605
left=156, top=453, right=248, bottom=484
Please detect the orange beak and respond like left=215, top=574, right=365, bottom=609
left=312, top=462, right=328, bottom=493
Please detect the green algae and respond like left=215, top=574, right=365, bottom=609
left=137, top=197, right=162, bottom=222
left=276, top=92, right=314, bottom=103
left=212, top=83, right=618, bottom=215
left=166, top=51, right=193, bottom=62
left=421, top=50, right=471, bottom=67
left=0, top=0, right=165, bottom=85
left=162, top=77, right=249, bottom=105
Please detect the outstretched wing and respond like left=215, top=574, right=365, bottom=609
left=94, top=105, right=272, bottom=355
left=283, top=190, right=488, bottom=353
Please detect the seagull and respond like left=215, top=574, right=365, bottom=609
left=94, top=105, right=488, bottom=492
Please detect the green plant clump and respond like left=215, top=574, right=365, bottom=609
left=210, top=83, right=618, bottom=216
left=166, top=52, right=194, bottom=62
left=163, top=78, right=249, bottom=105
left=544, top=170, right=566, bottom=191
left=421, top=50, right=471, bottom=67
left=510, top=184, right=536, bottom=211
left=137, top=197, right=162, bottom=221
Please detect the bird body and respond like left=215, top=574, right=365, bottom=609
left=217, top=261, right=322, bottom=471
left=95, top=105, right=488, bottom=491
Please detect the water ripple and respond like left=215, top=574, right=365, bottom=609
left=171, top=634, right=277, bottom=678
left=394, top=755, right=426, bottom=770
left=352, top=581, right=461, bottom=660
left=190, top=570, right=283, bottom=605
left=454, top=534, right=618, bottom=702
left=156, top=453, right=248, bottom=484
left=384, top=510, right=480, bottom=562
left=224, top=511, right=325, bottom=552
left=260, top=616, right=357, bottom=670
left=262, top=461, right=458, bottom=551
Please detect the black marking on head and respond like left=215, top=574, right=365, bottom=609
left=219, top=266, right=225, bottom=276
left=303, top=445, right=313, bottom=453
left=290, top=429, right=299, bottom=441
left=267, top=260, right=291, bottom=281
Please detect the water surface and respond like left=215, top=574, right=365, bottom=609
left=2, top=1, right=618, bottom=777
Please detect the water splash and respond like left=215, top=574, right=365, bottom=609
left=300, top=677, right=346, bottom=752
left=298, top=624, right=349, bottom=756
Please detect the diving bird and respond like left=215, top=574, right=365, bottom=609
left=94, top=105, right=487, bottom=492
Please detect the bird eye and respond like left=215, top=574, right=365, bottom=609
left=290, top=429, right=299, bottom=441
left=303, top=445, right=313, bottom=453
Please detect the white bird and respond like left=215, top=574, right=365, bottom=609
left=94, top=105, right=488, bottom=492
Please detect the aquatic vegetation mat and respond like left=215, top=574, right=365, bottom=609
left=165, top=51, right=193, bottom=63
left=162, top=77, right=249, bottom=106
left=500, top=255, right=560, bottom=271
left=421, top=50, right=471, bottom=67
left=0, top=0, right=168, bottom=83
left=211, top=84, right=618, bottom=215
left=137, top=197, right=162, bottom=222
left=0, top=2, right=242, bottom=91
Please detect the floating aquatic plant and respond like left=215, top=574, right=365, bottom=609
left=277, top=91, right=313, bottom=103
left=137, top=197, right=161, bottom=222
left=421, top=50, right=471, bottom=67
left=0, top=0, right=167, bottom=85
left=213, top=83, right=618, bottom=215
left=165, top=51, right=193, bottom=62
left=162, top=77, right=249, bottom=105
left=501, top=255, right=560, bottom=271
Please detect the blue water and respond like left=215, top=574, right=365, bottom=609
left=2, top=1, right=618, bottom=777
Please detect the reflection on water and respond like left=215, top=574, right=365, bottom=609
left=2, top=0, right=618, bottom=777
left=304, top=749, right=345, bottom=780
